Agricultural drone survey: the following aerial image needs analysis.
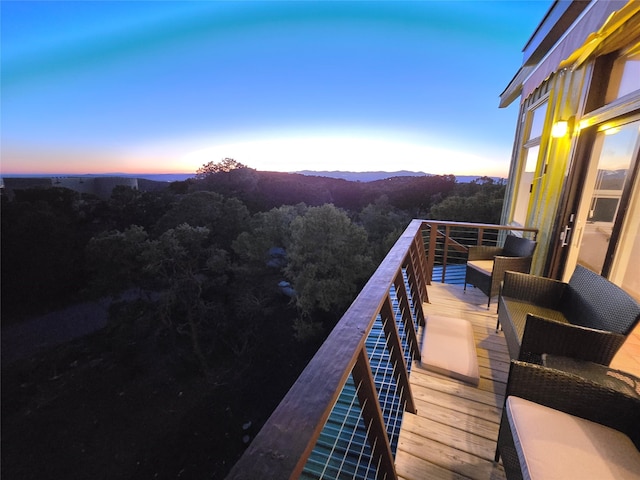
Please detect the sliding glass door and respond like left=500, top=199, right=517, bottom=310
left=563, top=118, right=640, bottom=300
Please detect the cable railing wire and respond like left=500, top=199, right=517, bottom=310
left=302, top=298, right=411, bottom=479
left=302, top=376, right=374, bottom=480
left=229, top=221, right=538, bottom=480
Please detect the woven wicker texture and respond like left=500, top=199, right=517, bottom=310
left=464, top=236, right=536, bottom=308
left=496, top=361, right=640, bottom=479
left=498, top=266, right=640, bottom=365
left=564, top=265, right=640, bottom=334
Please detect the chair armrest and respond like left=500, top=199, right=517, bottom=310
left=519, top=313, right=626, bottom=365
left=500, top=271, right=566, bottom=308
left=492, top=256, right=532, bottom=280
left=505, top=361, right=640, bottom=446
left=467, top=245, right=503, bottom=261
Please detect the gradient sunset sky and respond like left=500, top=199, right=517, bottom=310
left=1, top=1, right=552, bottom=177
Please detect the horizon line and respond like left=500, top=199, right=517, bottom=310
left=0, top=169, right=502, bottom=177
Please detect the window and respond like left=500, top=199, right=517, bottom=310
left=512, top=102, right=547, bottom=227
left=605, top=43, right=640, bottom=103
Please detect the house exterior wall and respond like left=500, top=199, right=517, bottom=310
left=527, top=64, right=592, bottom=275
left=500, top=0, right=640, bottom=281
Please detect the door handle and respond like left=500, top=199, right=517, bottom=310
left=560, top=225, right=572, bottom=246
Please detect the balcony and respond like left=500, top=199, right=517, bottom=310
left=227, top=220, right=640, bottom=480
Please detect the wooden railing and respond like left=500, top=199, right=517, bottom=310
left=226, top=220, right=537, bottom=480
left=420, top=221, right=538, bottom=284
left=227, top=219, right=429, bottom=480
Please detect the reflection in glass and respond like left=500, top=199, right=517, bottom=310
left=528, top=103, right=547, bottom=141
left=577, top=120, right=640, bottom=273
left=513, top=145, right=539, bottom=226
left=606, top=48, right=640, bottom=102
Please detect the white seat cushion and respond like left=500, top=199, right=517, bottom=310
left=467, top=259, right=494, bottom=275
left=506, top=396, right=640, bottom=480
left=420, top=315, right=479, bottom=386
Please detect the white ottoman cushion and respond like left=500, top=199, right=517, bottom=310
left=506, top=396, right=640, bottom=480
left=420, top=315, right=479, bottom=386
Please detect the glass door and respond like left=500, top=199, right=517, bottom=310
left=563, top=118, right=640, bottom=280
left=609, top=169, right=640, bottom=301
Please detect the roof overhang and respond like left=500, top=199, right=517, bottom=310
left=558, top=0, right=640, bottom=69
left=499, top=0, right=634, bottom=108
left=498, top=65, right=534, bottom=108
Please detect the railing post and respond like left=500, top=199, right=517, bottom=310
left=411, top=232, right=430, bottom=304
left=406, top=253, right=424, bottom=309
left=227, top=220, right=539, bottom=479
left=441, top=225, right=450, bottom=283
left=403, top=258, right=427, bottom=327
left=352, top=348, right=398, bottom=480
left=427, top=223, right=438, bottom=285
left=381, top=295, right=417, bottom=414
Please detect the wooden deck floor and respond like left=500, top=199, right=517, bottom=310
left=395, top=281, right=640, bottom=480
left=396, top=282, right=508, bottom=480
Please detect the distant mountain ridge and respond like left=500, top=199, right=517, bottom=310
left=295, top=170, right=500, bottom=183
left=295, top=170, right=427, bottom=182
left=0, top=173, right=196, bottom=183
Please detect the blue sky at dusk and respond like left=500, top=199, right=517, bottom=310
left=1, top=1, right=552, bottom=177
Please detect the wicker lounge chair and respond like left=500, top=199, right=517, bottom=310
left=498, top=265, right=640, bottom=365
left=464, top=235, right=536, bottom=308
left=495, top=360, right=640, bottom=480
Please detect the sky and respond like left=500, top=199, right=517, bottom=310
left=1, top=1, right=553, bottom=177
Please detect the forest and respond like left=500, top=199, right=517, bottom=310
left=1, top=160, right=505, bottom=480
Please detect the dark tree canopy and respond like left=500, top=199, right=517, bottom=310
left=1, top=168, right=509, bottom=480
left=195, top=158, right=249, bottom=179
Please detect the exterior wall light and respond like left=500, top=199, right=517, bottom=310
left=551, top=120, right=569, bottom=138
left=551, top=116, right=575, bottom=138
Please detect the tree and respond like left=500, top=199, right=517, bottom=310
left=195, top=158, right=248, bottom=179
left=230, top=204, right=308, bottom=337
left=380, top=175, right=456, bottom=216
left=154, top=191, right=249, bottom=249
left=141, top=224, right=229, bottom=373
left=107, top=186, right=173, bottom=231
left=85, top=221, right=234, bottom=373
left=85, top=225, right=149, bottom=296
left=232, top=203, right=307, bottom=267
left=359, top=196, right=411, bottom=262
left=286, top=204, right=374, bottom=327
left=429, top=181, right=506, bottom=224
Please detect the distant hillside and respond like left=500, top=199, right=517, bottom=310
left=191, top=168, right=459, bottom=214
left=134, top=173, right=195, bottom=182
left=294, top=170, right=427, bottom=182
left=94, top=173, right=195, bottom=182
left=2, top=171, right=499, bottom=184
left=295, top=170, right=501, bottom=183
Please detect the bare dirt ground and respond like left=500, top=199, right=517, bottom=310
left=2, top=299, right=110, bottom=364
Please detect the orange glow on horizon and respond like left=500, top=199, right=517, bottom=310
left=1, top=138, right=510, bottom=179
left=1, top=145, right=195, bottom=176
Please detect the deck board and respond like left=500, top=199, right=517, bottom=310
left=397, top=280, right=640, bottom=479
left=397, top=282, right=508, bottom=480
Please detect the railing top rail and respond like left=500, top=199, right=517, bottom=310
left=227, top=219, right=537, bottom=479
left=420, top=220, right=538, bottom=234
left=226, top=219, right=425, bottom=480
